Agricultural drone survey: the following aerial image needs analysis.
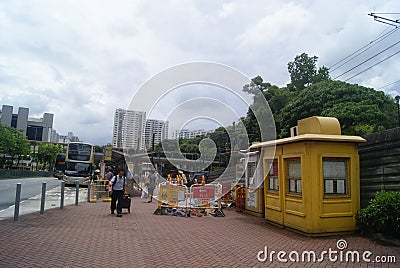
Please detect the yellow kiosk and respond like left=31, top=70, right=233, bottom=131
left=250, top=116, right=365, bottom=236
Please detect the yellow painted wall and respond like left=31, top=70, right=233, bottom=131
left=264, top=147, right=283, bottom=224
left=309, top=142, right=360, bottom=234
left=263, top=141, right=360, bottom=235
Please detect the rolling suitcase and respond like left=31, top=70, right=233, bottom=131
left=120, top=193, right=131, bottom=213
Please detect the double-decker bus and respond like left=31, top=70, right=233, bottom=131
left=53, top=153, right=66, bottom=179
left=62, top=142, right=94, bottom=186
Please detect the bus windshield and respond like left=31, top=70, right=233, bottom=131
left=67, top=143, right=92, bottom=161
left=65, top=162, right=92, bottom=177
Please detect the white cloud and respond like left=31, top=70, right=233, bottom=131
left=0, top=0, right=399, bottom=144
left=218, top=2, right=237, bottom=18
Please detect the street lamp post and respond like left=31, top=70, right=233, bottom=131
left=395, top=95, right=400, bottom=128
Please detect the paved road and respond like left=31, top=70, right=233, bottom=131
left=0, top=177, right=61, bottom=210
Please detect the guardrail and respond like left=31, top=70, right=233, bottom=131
left=88, top=180, right=111, bottom=202
left=12, top=180, right=86, bottom=221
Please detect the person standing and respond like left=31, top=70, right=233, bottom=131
left=105, top=167, right=114, bottom=181
left=147, top=171, right=158, bottom=203
left=104, top=167, right=114, bottom=192
left=91, top=169, right=101, bottom=183
left=109, top=169, right=127, bottom=217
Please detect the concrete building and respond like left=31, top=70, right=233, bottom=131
left=51, top=129, right=60, bottom=143
left=144, top=119, right=169, bottom=149
left=0, top=104, right=53, bottom=142
left=52, top=131, right=80, bottom=143
left=112, top=108, right=146, bottom=150
left=172, top=129, right=212, bottom=140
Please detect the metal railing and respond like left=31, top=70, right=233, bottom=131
left=12, top=180, right=85, bottom=221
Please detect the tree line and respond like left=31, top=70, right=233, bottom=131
left=0, top=124, right=62, bottom=170
left=243, top=52, right=398, bottom=142
left=161, top=52, right=398, bottom=155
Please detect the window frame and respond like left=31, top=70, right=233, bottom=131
left=322, top=157, right=350, bottom=197
left=247, top=161, right=256, bottom=179
left=266, top=158, right=279, bottom=192
left=285, top=157, right=302, bottom=196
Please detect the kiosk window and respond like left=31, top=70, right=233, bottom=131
left=267, top=159, right=279, bottom=191
left=287, top=158, right=302, bottom=195
left=247, top=162, right=255, bottom=177
left=323, top=158, right=348, bottom=195
left=247, top=162, right=256, bottom=186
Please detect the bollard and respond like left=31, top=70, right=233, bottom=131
left=14, top=183, right=22, bottom=221
left=87, top=180, right=91, bottom=202
left=60, top=181, right=65, bottom=209
left=40, top=182, right=47, bottom=214
left=75, top=180, right=79, bottom=206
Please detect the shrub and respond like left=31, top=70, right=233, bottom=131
left=356, top=190, right=400, bottom=238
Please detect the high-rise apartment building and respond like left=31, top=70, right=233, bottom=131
left=51, top=130, right=80, bottom=143
left=0, top=104, right=54, bottom=142
left=112, top=108, right=146, bottom=150
left=144, top=119, right=169, bottom=149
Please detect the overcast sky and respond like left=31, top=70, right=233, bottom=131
left=1, top=0, right=399, bottom=145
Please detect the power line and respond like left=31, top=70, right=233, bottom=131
left=330, top=28, right=399, bottom=73
left=371, top=13, right=400, bottom=15
left=344, top=49, right=400, bottom=82
left=329, top=27, right=399, bottom=71
left=375, top=25, right=397, bottom=40
left=369, top=13, right=400, bottom=27
left=334, top=39, right=400, bottom=79
left=376, top=79, right=400, bottom=90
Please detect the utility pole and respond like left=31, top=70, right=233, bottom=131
left=232, top=121, right=236, bottom=152
left=395, top=95, right=400, bottom=127
left=151, top=133, right=156, bottom=152
left=151, top=133, right=156, bottom=171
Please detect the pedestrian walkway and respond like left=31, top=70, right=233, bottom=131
left=0, top=198, right=398, bottom=267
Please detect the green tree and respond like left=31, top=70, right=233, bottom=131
left=0, top=124, right=6, bottom=152
left=287, top=52, right=330, bottom=91
left=243, top=76, right=293, bottom=142
left=313, top=66, right=330, bottom=84
left=263, top=85, right=293, bottom=136
left=242, top=76, right=268, bottom=143
left=36, top=143, right=62, bottom=170
left=209, top=127, right=231, bottom=153
left=154, top=127, right=234, bottom=168
left=279, top=80, right=397, bottom=137
left=94, top=145, right=104, bottom=153
left=0, top=124, right=30, bottom=167
left=242, top=75, right=271, bottom=95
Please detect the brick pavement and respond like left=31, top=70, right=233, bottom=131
left=0, top=198, right=398, bottom=268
